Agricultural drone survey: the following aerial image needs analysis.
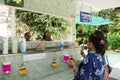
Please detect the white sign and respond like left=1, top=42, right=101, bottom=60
left=23, top=53, right=46, bottom=61
left=80, top=12, right=92, bottom=22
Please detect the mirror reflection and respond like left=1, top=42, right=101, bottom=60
left=15, top=9, right=72, bottom=41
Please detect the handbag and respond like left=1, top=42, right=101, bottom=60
left=106, top=55, right=112, bottom=74
left=104, top=55, right=112, bottom=80
left=107, top=65, right=112, bottom=74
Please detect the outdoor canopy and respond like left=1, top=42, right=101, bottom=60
left=76, top=14, right=113, bottom=26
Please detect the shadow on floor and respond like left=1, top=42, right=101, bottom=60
left=108, top=77, right=118, bottom=80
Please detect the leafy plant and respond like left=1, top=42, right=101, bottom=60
left=98, top=7, right=120, bottom=50
left=76, top=24, right=95, bottom=44
left=107, top=33, right=120, bottom=50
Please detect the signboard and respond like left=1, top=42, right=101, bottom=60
left=23, top=53, right=46, bottom=61
left=80, top=12, right=92, bottom=22
left=5, top=0, right=24, bottom=7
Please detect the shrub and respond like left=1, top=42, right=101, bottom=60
left=107, top=33, right=120, bottom=50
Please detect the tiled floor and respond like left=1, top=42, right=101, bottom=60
left=109, top=77, right=118, bottom=80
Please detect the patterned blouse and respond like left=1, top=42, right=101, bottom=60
left=75, top=51, right=106, bottom=80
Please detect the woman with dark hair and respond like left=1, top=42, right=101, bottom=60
left=68, top=30, right=107, bottom=80
left=24, top=32, right=31, bottom=41
left=42, top=30, right=52, bottom=41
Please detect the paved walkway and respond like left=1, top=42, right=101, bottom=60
left=106, top=51, right=120, bottom=80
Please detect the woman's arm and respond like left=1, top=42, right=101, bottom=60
left=81, top=52, right=86, bottom=58
left=80, top=44, right=86, bottom=58
left=68, top=61, right=78, bottom=73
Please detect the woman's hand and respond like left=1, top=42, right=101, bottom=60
left=80, top=44, right=86, bottom=58
left=80, top=44, right=85, bottom=54
left=68, top=61, right=78, bottom=72
left=68, top=61, right=76, bottom=68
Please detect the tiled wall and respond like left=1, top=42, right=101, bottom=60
left=0, top=48, right=82, bottom=80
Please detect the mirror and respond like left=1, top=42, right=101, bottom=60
left=15, top=9, right=73, bottom=41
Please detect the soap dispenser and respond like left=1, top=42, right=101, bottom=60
left=12, top=36, right=18, bottom=54
left=51, top=58, right=59, bottom=67
left=20, top=36, right=26, bottom=53
left=2, top=37, right=8, bottom=55
left=18, top=63, right=28, bottom=75
left=60, top=40, right=64, bottom=49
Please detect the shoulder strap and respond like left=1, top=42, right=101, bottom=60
left=106, top=55, right=110, bottom=65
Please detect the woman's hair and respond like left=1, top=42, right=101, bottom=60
left=24, top=32, right=31, bottom=41
left=42, top=31, right=47, bottom=40
left=89, top=30, right=106, bottom=56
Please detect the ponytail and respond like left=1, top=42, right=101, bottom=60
left=89, top=31, right=107, bottom=56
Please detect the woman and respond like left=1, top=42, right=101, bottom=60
left=42, top=30, right=52, bottom=41
left=24, top=32, right=31, bottom=41
left=68, top=30, right=107, bottom=80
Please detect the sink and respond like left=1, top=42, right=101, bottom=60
left=46, top=46, right=69, bottom=52
left=26, top=46, right=69, bottom=54
left=26, top=49, right=45, bottom=54
left=47, top=49, right=62, bottom=52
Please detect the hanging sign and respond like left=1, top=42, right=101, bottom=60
left=5, top=0, right=24, bottom=7
left=80, top=12, right=92, bottom=22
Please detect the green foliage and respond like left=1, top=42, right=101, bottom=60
left=107, top=33, right=120, bottom=50
left=15, top=21, right=30, bottom=37
left=76, top=24, right=95, bottom=44
left=15, top=9, right=72, bottom=40
left=98, top=7, right=120, bottom=33
left=98, top=7, right=120, bottom=50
